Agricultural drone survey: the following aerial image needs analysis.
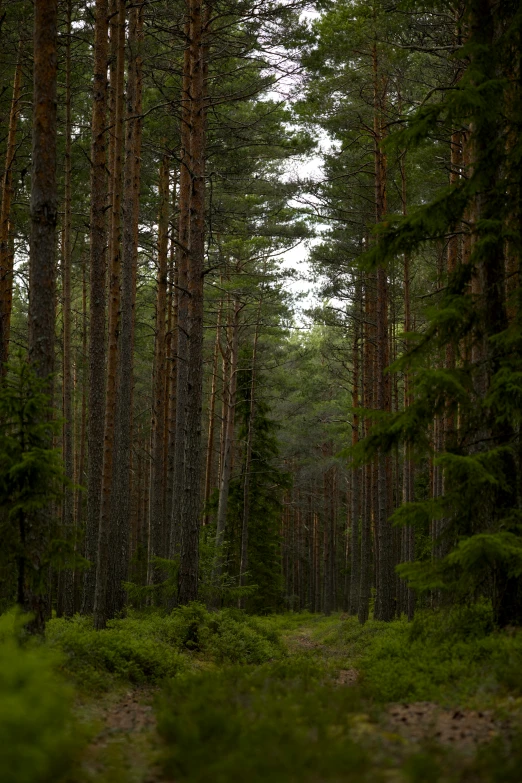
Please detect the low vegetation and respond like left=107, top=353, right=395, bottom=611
left=4, top=604, right=522, bottom=781
left=0, top=612, right=84, bottom=783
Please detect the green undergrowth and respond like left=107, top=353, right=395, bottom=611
left=156, top=657, right=376, bottom=783
left=47, top=602, right=284, bottom=691
left=400, top=733, right=522, bottom=783
left=359, top=605, right=522, bottom=706
left=0, top=611, right=85, bottom=783
left=299, top=604, right=522, bottom=708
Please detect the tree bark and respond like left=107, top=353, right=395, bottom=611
left=108, top=0, right=144, bottom=619
left=0, top=38, right=22, bottom=376
left=149, top=151, right=170, bottom=585
left=349, top=282, right=361, bottom=615
left=83, top=0, right=109, bottom=615
left=94, top=0, right=126, bottom=629
left=61, top=0, right=75, bottom=617
left=359, top=271, right=375, bottom=625
left=26, top=0, right=58, bottom=634
left=203, top=300, right=222, bottom=526
left=178, top=0, right=208, bottom=605
left=169, top=12, right=192, bottom=562
left=212, top=299, right=239, bottom=593
left=372, top=41, right=394, bottom=621
left=239, top=295, right=262, bottom=599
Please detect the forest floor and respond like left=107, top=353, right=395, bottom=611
left=67, top=611, right=522, bottom=783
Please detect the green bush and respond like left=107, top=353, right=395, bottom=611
left=127, top=603, right=284, bottom=663
left=0, top=611, right=83, bottom=783
left=157, top=658, right=373, bottom=783
left=358, top=604, right=522, bottom=705
left=47, top=604, right=282, bottom=690
left=47, top=614, right=188, bottom=690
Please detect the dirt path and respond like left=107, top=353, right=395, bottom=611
left=76, top=687, right=167, bottom=783
left=285, top=623, right=508, bottom=752
left=73, top=622, right=513, bottom=781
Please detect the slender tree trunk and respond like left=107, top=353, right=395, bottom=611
left=94, top=0, right=126, bottom=629
left=359, top=271, right=374, bottom=625
left=149, top=152, right=170, bottom=585
left=74, top=256, right=88, bottom=611
left=0, top=38, right=22, bottom=376
left=239, top=294, right=262, bottom=598
left=212, top=299, right=239, bottom=591
left=83, top=0, right=109, bottom=614
left=203, top=300, right=222, bottom=526
left=372, top=42, right=393, bottom=621
left=108, top=0, right=144, bottom=618
left=178, top=0, right=208, bottom=605
left=26, top=0, right=58, bottom=634
left=61, top=0, right=75, bottom=617
left=349, top=284, right=361, bottom=615
left=398, top=141, right=415, bottom=620
left=169, top=13, right=192, bottom=561
left=165, top=247, right=179, bottom=530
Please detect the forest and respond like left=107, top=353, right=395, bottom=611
left=1, top=0, right=522, bottom=780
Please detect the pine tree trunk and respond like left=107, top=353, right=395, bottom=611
left=83, top=0, right=109, bottom=615
left=169, top=13, right=192, bottom=561
left=61, top=0, right=75, bottom=617
left=26, top=0, right=58, bottom=634
left=349, top=284, right=361, bottom=615
left=108, top=0, right=144, bottom=619
left=239, top=295, right=262, bottom=598
left=149, top=152, right=170, bottom=585
left=372, top=41, right=394, bottom=621
left=359, top=271, right=375, bottom=625
left=178, top=0, right=208, bottom=605
left=399, top=141, right=415, bottom=620
left=203, top=301, right=222, bottom=526
left=165, top=248, right=178, bottom=529
left=212, top=300, right=239, bottom=592
left=94, top=0, right=126, bottom=629
left=0, top=39, right=22, bottom=376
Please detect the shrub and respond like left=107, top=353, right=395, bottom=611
left=47, top=604, right=282, bottom=690
left=129, top=603, right=284, bottom=664
left=157, top=658, right=372, bottom=783
left=358, top=604, right=522, bottom=705
left=47, top=614, right=187, bottom=690
left=0, top=611, right=83, bottom=783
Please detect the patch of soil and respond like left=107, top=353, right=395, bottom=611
left=386, top=702, right=505, bottom=749
left=336, top=668, right=359, bottom=686
left=101, top=690, right=157, bottom=735
left=77, top=688, right=168, bottom=783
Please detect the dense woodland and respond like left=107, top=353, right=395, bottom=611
left=1, top=0, right=522, bottom=632
left=3, top=0, right=522, bottom=780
